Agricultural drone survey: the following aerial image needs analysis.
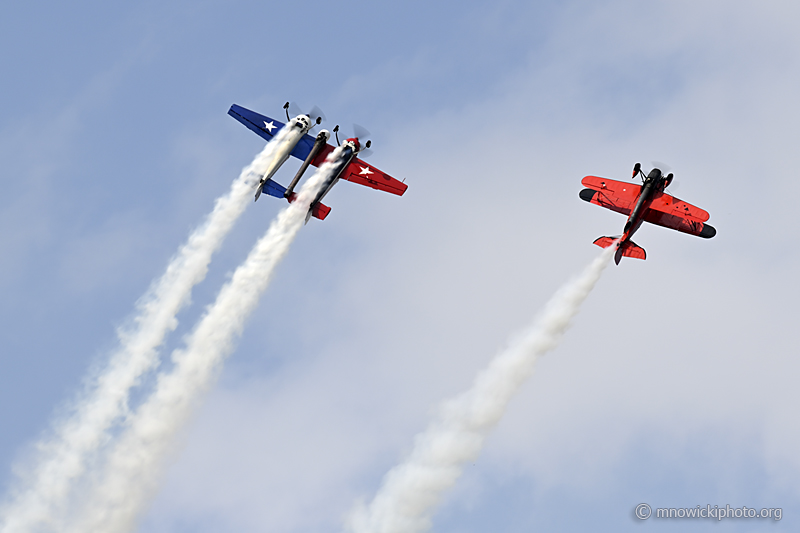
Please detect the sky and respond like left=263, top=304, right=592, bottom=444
left=1, top=0, right=800, bottom=531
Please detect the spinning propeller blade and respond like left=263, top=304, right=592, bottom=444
left=288, top=101, right=326, bottom=125
left=353, top=123, right=371, bottom=140
left=308, top=105, right=326, bottom=125
left=352, top=124, right=372, bottom=155
left=651, top=160, right=672, bottom=174
left=651, top=161, right=680, bottom=192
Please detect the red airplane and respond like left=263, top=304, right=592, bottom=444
left=579, top=163, right=716, bottom=264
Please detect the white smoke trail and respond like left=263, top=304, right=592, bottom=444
left=67, top=150, right=340, bottom=533
left=0, top=124, right=305, bottom=533
left=348, top=246, right=616, bottom=533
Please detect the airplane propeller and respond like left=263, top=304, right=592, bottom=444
left=353, top=123, right=373, bottom=156
left=652, top=161, right=680, bottom=192
left=353, top=123, right=371, bottom=141
left=308, top=105, right=326, bottom=125
left=665, top=178, right=680, bottom=193
left=333, top=123, right=373, bottom=156
left=651, top=161, right=672, bottom=174
left=286, top=101, right=326, bottom=125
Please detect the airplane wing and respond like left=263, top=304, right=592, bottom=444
left=339, top=157, right=408, bottom=196
left=229, top=104, right=338, bottom=165
left=579, top=176, right=640, bottom=216
left=643, top=192, right=716, bottom=238
left=304, top=151, right=406, bottom=196
left=647, top=191, right=710, bottom=221
left=228, top=104, right=291, bottom=143
left=306, top=143, right=336, bottom=166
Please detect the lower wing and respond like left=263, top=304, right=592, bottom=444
left=643, top=191, right=714, bottom=238
left=643, top=209, right=716, bottom=238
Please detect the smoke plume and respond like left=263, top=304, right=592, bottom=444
left=0, top=124, right=305, bottom=533
left=67, top=151, right=340, bottom=533
left=348, top=245, right=616, bottom=533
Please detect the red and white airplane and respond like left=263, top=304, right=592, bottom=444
left=229, top=103, right=407, bottom=221
left=579, top=163, right=716, bottom=264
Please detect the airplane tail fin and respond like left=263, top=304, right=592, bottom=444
left=592, top=236, right=646, bottom=265
left=286, top=192, right=331, bottom=221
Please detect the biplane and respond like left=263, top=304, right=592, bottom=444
left=579, top=163, right=716, bottom=264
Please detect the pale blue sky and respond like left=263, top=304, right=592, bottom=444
left=2, top=1, right=799, bottom=531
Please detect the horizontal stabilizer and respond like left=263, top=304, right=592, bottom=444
left=593, top=236, right=645, bottom=264
left=261, top=178, right=287, bottom=199
left=592, top=236, right=619, bottom=249
left=618, top=240, right=646, bottom=261
left=286, top=192, right=331, bottom=221
left=310, top=202, right=331, bottom=220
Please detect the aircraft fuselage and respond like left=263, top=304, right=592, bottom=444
left=254, top=115, right=313, bottom=201
left=309, top=138, right=360, bottom=212
left=620, top=168, right=668, bottom=245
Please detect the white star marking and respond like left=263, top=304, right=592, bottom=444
left=359, top=166, right=374, bottom=176
left=263, top=121, right=276, bottom=132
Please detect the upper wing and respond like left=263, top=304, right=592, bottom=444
left=647, top=191, right=710, bottom=221
left=579, top=176, right=641, bottom=216
left=643, top=191, right=715, bottom=238
left=339, top=157, right=408, bottom=196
